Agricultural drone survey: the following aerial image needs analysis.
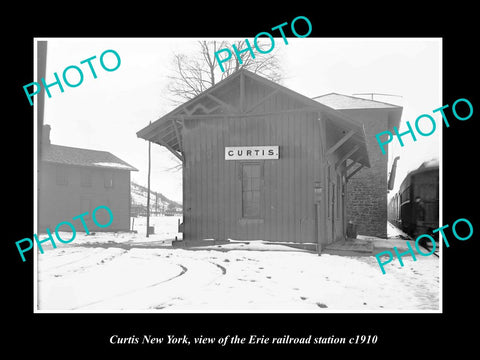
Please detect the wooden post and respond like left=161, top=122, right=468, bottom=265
left=314, top=182, right=323, bottom=255
left=315, top=203, right=321, bottom=255
left=37, top=40, right=47, bottom=251
left=37, top=41, right=47, bottom=156
left=146, top=123, right=152, bottom=237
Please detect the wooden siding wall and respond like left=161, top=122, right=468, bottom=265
left=181, top=77, right=350, bottom=245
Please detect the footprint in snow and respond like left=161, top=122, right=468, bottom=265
left=316, top=303, right=328, bottom=308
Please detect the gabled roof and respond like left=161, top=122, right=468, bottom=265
left=313, top=93, right=403, bottom=129
left=137, top=69, right=371, bottom=167
left=41, top=144, right=138, bottom=171
left=313, top=93, right=401, bottom=110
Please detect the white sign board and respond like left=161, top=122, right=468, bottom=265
left=225, top=146, right=279, bottom=160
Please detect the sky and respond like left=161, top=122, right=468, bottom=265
left=39, top=37, right=441, bottom=203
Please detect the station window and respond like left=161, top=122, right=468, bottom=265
left=241, top=163, right=262, bottom=218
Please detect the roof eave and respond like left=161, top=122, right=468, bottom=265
left=41, top=159, right=138, bottom=172
left=137, top=69, right=371, bottom=167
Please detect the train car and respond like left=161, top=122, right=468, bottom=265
left=388, top=159, right=439, bottom=238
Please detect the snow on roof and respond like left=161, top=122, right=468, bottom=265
left=93, top=162, right=136, bottom=170
left=313, top=93, right=401, bottom=110
left=42, top=144, right=138, bottom=171
left=412, top=158, right=439, bottom=173
left=419, top=158, right=439, bottom=169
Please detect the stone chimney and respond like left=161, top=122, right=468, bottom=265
left=42, top=124, right=51, bottom=146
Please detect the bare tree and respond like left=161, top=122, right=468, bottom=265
left=166, top=40, right=283, bottom=104
left=162, top=40, right=284, bottom=173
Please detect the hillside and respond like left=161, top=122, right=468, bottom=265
left=131, top=181, right=182, bottom=215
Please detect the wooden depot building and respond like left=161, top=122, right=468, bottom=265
left=137, top=69, right=370, bottom=252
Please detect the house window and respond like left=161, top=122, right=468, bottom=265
left=241, top=163, right=262, bottom=218
left=56, top=165, right=68, bottom=185
left=81, top=169, right=92, bottom=187
left=104, top=172, right=114, bottom=188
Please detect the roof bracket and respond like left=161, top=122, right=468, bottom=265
left=171, top=118, right=183, bottom=153
left=155, top=138, right=184, bottom=163
left=335, top=145, right=359, bottom=170
left=326, top=129, right=355, bottom=157
left=347, top=163, right=364, bottom=180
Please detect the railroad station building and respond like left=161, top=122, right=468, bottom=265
left=137, top=69, right=377, bottom=251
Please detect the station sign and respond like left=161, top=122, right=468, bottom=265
left=225, top=146, right=279, bottom=160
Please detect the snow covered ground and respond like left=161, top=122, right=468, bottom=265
left=35, top=216, right=440, bottom=313
left=387, top=221, right=412, bottom=239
